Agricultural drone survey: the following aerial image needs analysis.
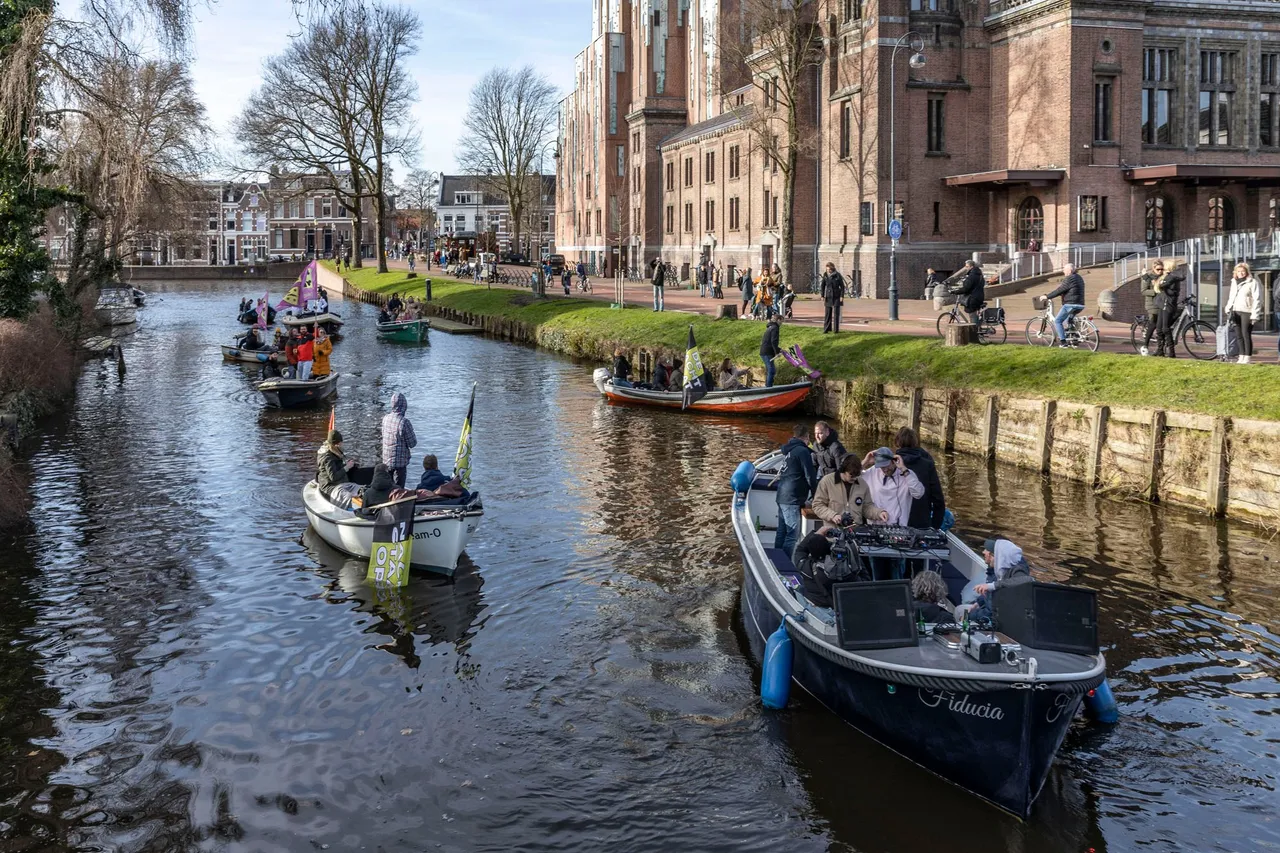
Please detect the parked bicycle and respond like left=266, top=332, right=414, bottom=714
left=1128, top=299, right=1216, bottom=359
left=1025, top=296, right=1100, bottom=351
left=935, top=298, right=1007, bottom=344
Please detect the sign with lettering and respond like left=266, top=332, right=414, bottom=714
left=366, top=497, right=416, bottom=587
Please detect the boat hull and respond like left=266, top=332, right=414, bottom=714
left=739, top=557, right=1083, bottom=819
left=281, top=312, right=343, bottom=329
left=258, top=373, right=339, bottom=408
left=376, top=319, right=430, bottom=343
left=302, top=481, right=482, bottom=576
left=594, top=371, right=811, bottom=415
left=221, top=345, right=286, bottom=365
left=94, top=306, right=137, bottom=326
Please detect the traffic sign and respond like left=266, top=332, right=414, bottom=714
left=888, top=219, right=903, bottom=241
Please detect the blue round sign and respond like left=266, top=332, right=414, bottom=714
left=888, top=219, right=903, bottom=240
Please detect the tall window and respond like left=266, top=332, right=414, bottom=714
left=771, top=194, right=779, bottom=227
left=1208, top=196, right=1234, bottom=233
left=1262, top=52, right=1279, bottom=149
left=705, top=150, right=715, bottom=183
left=764, top=190, right=772, bottom=228
left=729, top=196, right=740, bottom=230
left=322, top=199, right=332, bottom=217
left=1017, top=197, right=1044, bottom=250
left=1078, top=196, right=1107, bottom=232
left=666, top=205, right=674, bottom=234
left=684, top=157, right=694, bottom=186
left=842, top=0, right=860, bottom=21
left=1199, top=50, right=1236, bottom=147
left=729, top=145, right=740, bottom=179
left=596, top=210, right=602, bottom=235
left=839, top=101, right=852, bottom=159
left=274, top=202, right=284, bottom=218
left=705, top=199, right=715, bottom=231
left=684, top=202, right=693, bottom=232
left=860, top=201, right=873, bottom=236
left=617, top=145, right=625, bottom=177
left=1094, top=78, right=1114, bottom=142
left=666, top=162, right=674, bottom=191
left=927, top=95, right=945, bottom=152
left=1142, top=47, right=1177, bottom=145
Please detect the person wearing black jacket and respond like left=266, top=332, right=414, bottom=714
left=1154, top=262, right=1185, bottom=357
left=650, top=258, right=666, bottom=311
left=953, top=260, right=985, bottom=325
left=1139, top=260, right=1165, bottom=355
left=925, top=268, right=945, bottom=300
left=820, top=262, right=845, bottom=333
left=810, top=421, right=846, bottom=479
left=1046, top=263, right=1086, bottom=346
left=611, top=347, right=633, bottom=387
left=775, top=424, right=819, bottom=558
left=893, top=427, right=945, bottom=529
left=759, top=315, right=781, bottom=387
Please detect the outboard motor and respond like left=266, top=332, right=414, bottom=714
left=592, top=367, right=613, bottom=394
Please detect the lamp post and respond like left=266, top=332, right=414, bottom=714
left=888, top=32, right=926, bottom=321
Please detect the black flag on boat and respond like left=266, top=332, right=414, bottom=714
left=366, top=496, right=416, bottom=587
left=682, top=325, right=708, bottom=410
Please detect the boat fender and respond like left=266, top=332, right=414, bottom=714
left=760, top=620, right=793, bottom=710
left=731, top=461, right=757, bottom=493
left=941, top=508, right=956, bottom=531
left=1084, top=678, right=1119, bottom=724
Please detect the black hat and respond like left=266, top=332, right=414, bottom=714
left=328, top=429, right=343, bottom=444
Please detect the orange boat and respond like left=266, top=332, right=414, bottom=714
left=592, top=368, right=812, bottom=415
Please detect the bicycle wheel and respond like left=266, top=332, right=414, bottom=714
left=936, top=312, right=958, bottom=337
left=1181, top=320, right=1217, bottom=360
left=1129, top=318, right=1147, bottom=353
left=1025, top=316, right=1054, bottom=346
left=980, top=321, right=1007, bottom=345
left=1077, top=321, right=1100, bottom=352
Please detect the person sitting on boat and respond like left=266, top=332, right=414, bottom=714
left=651, top=356, right=674, bottom=391
left=317, top=430, right=366, bottom=509
left=316, top=293, right=329, bottom=314
left=812, top=455, right=887, bottom=529
left=362, top=463, right=396, bottom=510
left=378, top=307, right=392, bottom=324
left=415, top=454, right=469, bottom=501
left=611, top=348, right=633, bottom=387
left=792, top=532, right=840, bottom=608
left=387, top=293, right=403, bottom=315
left=312, top=326, right=333, bottom=377
left=718, top=358, right=746, bottom=391
left=911, top=570, right=956, bottom=624
left=810, top=421, right=847, bottom=480
left=381, top=391, right=418, bottom=488
left=284, top=331, right=300, bottom=379
left=966, top=538, right=1033, bottom=623
left=860, top=447, right=925, bottom=580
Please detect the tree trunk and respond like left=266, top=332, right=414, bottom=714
left=510, top=200, right=523, bottom=258
left=780, top=116, right=800, bottom=290
left=348, top=156, right=365, bottom=268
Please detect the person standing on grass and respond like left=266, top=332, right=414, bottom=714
left=650, top=258, right=666, bottom=311
left=739, top=267, right=754, bottom=319
left=1224, top=262, right=1262, bottom=364
left=760, top=315, right=781, bottom=387
left=820, top=262, right=845, bottom=334
left=1154, top=262, right=1185, bottom=358
left=380, top=392, right=417, bottom=488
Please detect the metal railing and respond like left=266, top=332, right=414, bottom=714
left=1111, top=230, right=1270, bottom=291
left=990, top=244, right=1127, bottom=286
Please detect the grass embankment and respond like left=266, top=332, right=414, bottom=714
left=331, top=262, right=1280, bottom=422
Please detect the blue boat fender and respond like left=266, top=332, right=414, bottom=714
left=761, top=620, right=793, bottom=710
left=731, top=461, right=757, bottom=493
left=940, top=508, right=956, bottom=531
left=1084, top=678, right=1119, bottom=723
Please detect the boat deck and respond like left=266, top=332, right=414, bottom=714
left=431, top=317, right=484, bottom=335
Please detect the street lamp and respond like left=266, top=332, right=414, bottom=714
left=888, top=31, right=926, bottom=321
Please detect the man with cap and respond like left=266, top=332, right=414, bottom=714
left=860, top=446, right=925, bottom=579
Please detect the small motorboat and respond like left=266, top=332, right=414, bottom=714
left=238, top=306, right=276, bottom=325
left=376, top=318, right=430, bottom=343
left=94, top=288, right=138, bottom=326
left=593, top=368, right=811, bottom=415
left=302, top=482, right=484, bottom=576
left=281, top=311, right=343, bottom=330
left=734, top=451, right=1113, bottom=818
left=131, top=287, right=147, bottom=307
left=220, top=343, right=287, bottom=365
left=257, top=373, right=339, bottom=408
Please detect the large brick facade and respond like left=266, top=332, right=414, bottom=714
left=557, top=0, right=1280, bottom=294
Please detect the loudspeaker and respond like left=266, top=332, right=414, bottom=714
left=832, top=580, right=917, bottom=651
left=993, top=582, right=1098, bottom=655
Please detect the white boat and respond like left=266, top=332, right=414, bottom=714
left=281, top=311, right=343, bottom=328
left=302, top=481, right=484, bottom=576
left=94, top=288, right=138, bottom=326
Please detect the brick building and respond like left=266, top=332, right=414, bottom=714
left=436, top=175, right=555, bottom=258
left=557, top=0, right=1280, bottom=295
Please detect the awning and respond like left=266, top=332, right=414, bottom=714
left=943, top=169, right=1065, bottom=188
left=1123, top=164, right=1280, bottom=186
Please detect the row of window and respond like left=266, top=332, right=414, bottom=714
left=662, top=192, right=781, bottom=235
left=664, top=145, right=744, bottom=191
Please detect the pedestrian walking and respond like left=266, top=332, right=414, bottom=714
left=1224, top=262, right=1262, bottom=364
left=924, top=268, right=944, bottom=301
left=650, top=257, right=666, bottom=311
left=820, top=262, right=845, bottom=333
left=738, top=267, right=753, bottom=319
left=408, top=252, right=416, bottom=273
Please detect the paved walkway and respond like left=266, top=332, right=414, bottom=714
left=385, top=259, right=1144, bottom=352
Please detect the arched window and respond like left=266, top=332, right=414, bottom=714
left=1145, top=197, right=1173, bottom=247
left=1208, top=196, right=1235, bottom=233
left=1017, top=197, right=1044, bottom=250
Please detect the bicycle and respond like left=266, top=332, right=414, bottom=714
left=935, top=297, right=1007, bottom=344
left=1128, top=299, right=1216, bottom=359
left=1025, top=297, right=1100, bottom=351
left=577, top=276, right=592, bottom=293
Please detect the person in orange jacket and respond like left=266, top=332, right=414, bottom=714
left=312, top=325, right=333, bottom=377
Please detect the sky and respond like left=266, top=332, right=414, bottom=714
left=185, top=0, right=588, bottom=178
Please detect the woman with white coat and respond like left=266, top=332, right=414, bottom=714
left=1224, top=262, right=1263, bottom=364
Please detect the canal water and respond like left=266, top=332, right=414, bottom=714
left=0, top=285, right=1276, bottom=852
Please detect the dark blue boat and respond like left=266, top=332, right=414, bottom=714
left=734, top=450, right=1108, bottom=818
left=257, top=373, right=339, bottom=409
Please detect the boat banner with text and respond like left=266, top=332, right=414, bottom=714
left=366, top=497, right=416, bottom=587
left=682, top=325, right=708, bottom=410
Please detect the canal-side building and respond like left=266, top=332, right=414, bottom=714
left=556, top=0, right=1280, bottom=295
left=436, top=175, right=556, bottom=258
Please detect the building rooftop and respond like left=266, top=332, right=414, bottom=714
left=659, top=110, right=746, bottom=149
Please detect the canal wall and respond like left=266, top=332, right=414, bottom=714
left=322, top=264, right=1280, bottom=530
left=118, top=262, right=306, bottom=282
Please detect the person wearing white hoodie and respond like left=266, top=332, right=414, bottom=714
left=1224, top=262, right=1263, bottom=364
left=966, top=538, right=1033, bottom=623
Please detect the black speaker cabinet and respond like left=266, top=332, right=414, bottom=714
left=832, top=580, right=918, bottom=651
left=993, top=582, right=1098, bottom=655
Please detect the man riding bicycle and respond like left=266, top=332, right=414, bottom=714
left=1045, top=263, right=1086, bottom=347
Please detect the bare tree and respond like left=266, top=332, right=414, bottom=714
left=720, top=0, right=822, bottom=288
left=456, top=67, right=557, bottom=261
left=397, top=167, right=438, bottom=250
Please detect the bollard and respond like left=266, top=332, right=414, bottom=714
left=425, top=278, right=432, bottom=301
